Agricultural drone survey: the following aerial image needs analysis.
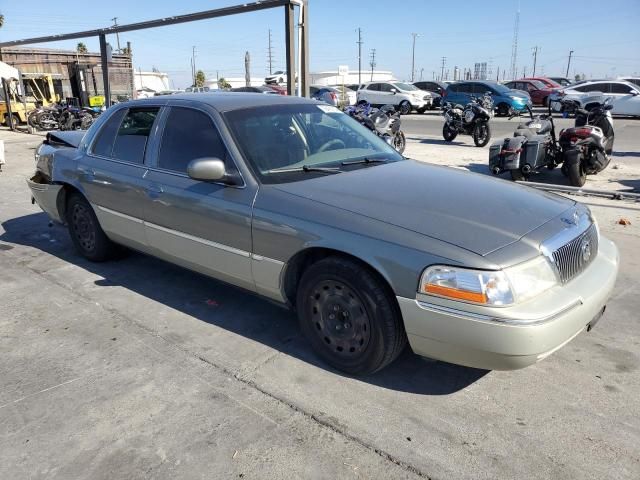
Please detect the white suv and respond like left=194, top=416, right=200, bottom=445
left=356, top=81, right=432, bottom=114
left=550, top=80, right=640, bottom=116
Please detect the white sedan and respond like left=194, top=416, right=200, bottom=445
left=550, top=80, right=640, bottom=116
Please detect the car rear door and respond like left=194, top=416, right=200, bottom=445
left=609, top=83, right=640, bottom=115
left=82, top=105, right=162, bottom=250
left=141, top=101, right=257, bottom=291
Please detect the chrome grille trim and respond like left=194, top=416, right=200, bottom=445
left=551, top=224, right=598, bottom=284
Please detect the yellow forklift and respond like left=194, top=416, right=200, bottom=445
left=0, top=72, right=59, bottom=127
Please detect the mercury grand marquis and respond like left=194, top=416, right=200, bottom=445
left=27, top=93, right=619, bottom=374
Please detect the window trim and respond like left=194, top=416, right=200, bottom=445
left=146, top=104, right=246, bottom=188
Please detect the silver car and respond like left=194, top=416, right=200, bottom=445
left=27, top=93, right=619, bottom=374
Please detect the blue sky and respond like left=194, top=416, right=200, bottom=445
left=1, top=0, right=638, bottom=88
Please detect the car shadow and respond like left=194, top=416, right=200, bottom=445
left=618, top=179, right=640, bottom=192
left=406, top=136, right=479, bottom=148
left=613, top=151, right=640, bottom=158
left=464, top=162, right=572, bottom=185
left=0, top=212, right=488, bottom=395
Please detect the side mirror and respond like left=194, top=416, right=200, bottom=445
left=631, top=90, right=639, bottom=96
left=390, top=88, right=397, bottom=94
left=187, top=158, right=240, bottom=185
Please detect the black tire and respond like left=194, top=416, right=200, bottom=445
left=566, top=150, right=586, bottom=187
left=473, top=121, right=491, bottom=147
left=442, top=123, right=458, bottom=142
left=393, top=131, right=406, bottom=154
left=399, top=101, right=411, bottom=115
left=296, top=256, right=407, bottom=375
left=66, top=193, right=116, bottom=262
left=510, top=169, right=526, bottom=181
left=416, top=107, right=427, bottom=114
left=496, top=103, right=510, bottom=117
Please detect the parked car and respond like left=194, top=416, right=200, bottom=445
left=231, top=86, right=278, bottom=94
left=346, top=84, right=364, bottom=92
left=264, top=71, right=296, bottom=85
left=185, top=86, right=210, bottom=93
left=504, top=79, right=555, bottom=106
left=413, top=81, right=447, bottom=108
left=309, top=86, right=340, bottom=107
left=444, top=81, right=531, bottom=116
left=265, top=84, right=288, bottom=95
left=550, top=80, right=640, bottom=116
left=548, top=77, right=572, bottom=87
left=328, top=85, right=357, bottom=106
left=520, top=77, right=562, bottom=89
left=357, top=81, right=432, bottom=114
left=27, top=93, right=618, bottom=375
left=619, top=77, right=640, bottom=88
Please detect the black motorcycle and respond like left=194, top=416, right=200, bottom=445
left=442, top=93, right=493, bottom=147
left=489, top=97, right=614, bottom=186
left=346, top=103, right=406, bottom=154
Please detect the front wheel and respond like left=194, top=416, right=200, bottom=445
left=496, top=103, right=510, bottom=117
left=473, top=121, right=491, bottom=147
left=399, top=101, right=411, bottom=115
left=393, top=131, right=406, bottom=154
left=565, top=150, right=587, bottom=187
left=296, top=257, right=407, bottom=375
left=66, top=194, right=117, bottom=262
left=442, top=123, right=458, bottom=142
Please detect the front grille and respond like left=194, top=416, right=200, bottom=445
left=552, top=224, right=598, bottom=283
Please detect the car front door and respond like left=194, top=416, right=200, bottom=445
left=378, top=83, right=397, bottom=105
left=82, top=105, right=162, bottom=250
left=609, top=83, right=640, bottom=115
left=365, top=83, right=383, bottom=104
left=142, top=103, right=257, bottom=291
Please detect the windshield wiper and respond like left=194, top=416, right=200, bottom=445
left=265, top=165, right=342, bottom=174
left=341, top=157, right=389, bottom=166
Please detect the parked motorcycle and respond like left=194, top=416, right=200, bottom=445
left=346, top=102, right=406, bottom=154
left=27, top=103, right=97, bottom=131
left=489, top=97, right=614, bottom=186
left=441, top=93, right=493, bottom=147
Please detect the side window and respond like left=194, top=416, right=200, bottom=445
left=460, top=84, right=474, bottom=94
left=505, top=82, right=515, bottom=89
left=157, top=107, right=228, bottom=173
left=582, top=83, right=609, bottom=93
left=610, top=83, right=632, bottom=94
left=379, top=83, right=394, bottom=92
left=91, top=108, right=127, bottom=157
left=367, top=83, right=381, bottom=91
left=448, top=84, right=458, bottom=93
left=112, top=108, right=160, bottom=164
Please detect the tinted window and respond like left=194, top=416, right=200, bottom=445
left=473, top=84, right=493, bottom=95
left=447, top=84, right=459, bottom=93
left=367, top=83, right=381, bottom=91
left=379, top=83, right=394, bottom=92
left=610, top=83, right=633, bottom=94
left=458, top=83, right=473, bottom=93
left=111, top=108, right=159, bottom=164
left=157, top=107, right=227, bottom=173
left=92, top=108, right=127, bottom=157
left=504, top=82, right=516, bottom=89
left=577, top=83, right=609, bottom=93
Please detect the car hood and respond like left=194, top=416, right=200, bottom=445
left=273, top=160, right=574, bottom=256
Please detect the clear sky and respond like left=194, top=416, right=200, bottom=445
left=1, top=0, right=638, bottom=88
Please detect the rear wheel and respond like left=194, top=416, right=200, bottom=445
left=442, top=124, right=458, bottom=142
left=399, top=101, right=411, bottom=115
left=473, top=121, right=491, bottom=147
left=66, top=194, right=116, bottom=262
left=566, top=150, right=587, bottom=187
left=296, top=257, right=407, bottom=375
left=393, top=131, right=406, bottom=154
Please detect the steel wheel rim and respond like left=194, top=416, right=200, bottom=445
left=477, top=124, right=488, bottom=142
left=71, top=203, right=96, bottom=252
left=308, top=279, right=372, bottom=358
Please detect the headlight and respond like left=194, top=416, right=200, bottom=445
left=420, top=257, right=557, bottom=306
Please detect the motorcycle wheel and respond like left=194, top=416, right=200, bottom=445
left=393, top=131, right=406, bottom=154
left=510, top=169, right=527, bottom=182
left=442, top=124, right=458, bottom=142
left=399, top=101, right=411, bottom=115
left=473, top=122, right=491, bottom=147
left=565, top=150, right=587, bottom=187
left=37, top=111, right=58, bottom=131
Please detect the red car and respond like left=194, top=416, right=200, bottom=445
left=265, top=84, right=288, bottom=95
left=523, top=76, right=562, bottom=89
left=504, top=78, right=557, bottom=106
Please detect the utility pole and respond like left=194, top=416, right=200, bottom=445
left=267, top=29, right=274, bottom=75
left=410, top=33, right=420, bottom=82
left=566, top=50, right=574, bottom=78
left=510, top=1, right=520, bottom=80
left=440, top=57, right=446, bottom=82
left=357, top=28, right=363, bottom=86
left=369, top=49, right=376, bottom=81
left=191, top=46, right=197, bottom=87
left=420, top=68, right=424, bottom=81
left=245, top=51, right=251, bottom=87
left=111, top=17, right=121, bottom=53
left=532, top=46, right=538, bottom=77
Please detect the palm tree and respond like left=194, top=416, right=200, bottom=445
left=76, top=42, right=88, bottom=54
left=0, top=14, right=5, bottom=29
left=195, top=70, right=206, bottom=87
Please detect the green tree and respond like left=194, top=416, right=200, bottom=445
left=122, top=45, right=132, bottom=56
left=195, top=70, right=206, bottom=87
left=76, top=42, right=88, bottom=54
left=217, top=77, right=231, bottom=90
left=0, top=13, right=5, bottom=29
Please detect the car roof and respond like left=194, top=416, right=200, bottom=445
left=123, top=92, right=315, bottom=112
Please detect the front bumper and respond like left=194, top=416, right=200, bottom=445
left=398, top=236, right=619, bottom=370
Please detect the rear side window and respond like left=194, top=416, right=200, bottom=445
left=610, top=83, right=633, bottom=94
left=91, top=108, right=127, bottom=157
left=367, top=83, right=381, bottom=91
left=157, top=107, right=228, bottom=173
left=447, top=84, right=458, bottom=93
left=112, top=108, right=160, bottom=164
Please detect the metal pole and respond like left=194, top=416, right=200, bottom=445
left=111, top=17, right=121, bottom=53
left=357, top=28, right=362, bottom=87
left=284, top=3, right=295, bottom=96
left=99, top=34, right=111, bottom=107
left=410, top=33, right=418, bottom=82
left=566, top=50, right=574, bottom=78
left=532, top=46, right=538, bottom=77
left=300, top=0, right=309, bottom=97
left=2, top=78, right=14, bottom=130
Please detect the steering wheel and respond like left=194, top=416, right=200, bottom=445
left=318, top=139, right=346, bottom=152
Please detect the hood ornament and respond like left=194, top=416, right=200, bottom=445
left=561, top=209, right=580, bottom=226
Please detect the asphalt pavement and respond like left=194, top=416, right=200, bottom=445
left=1, top=128, right=639, bottom=480
left=401, top=110, right=640, bottom=153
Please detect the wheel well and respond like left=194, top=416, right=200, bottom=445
left=56, top=183, right=83, bottom=222
left=283, top=247, right=396, bottom=309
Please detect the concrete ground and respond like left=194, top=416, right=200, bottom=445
left=1, top=123, right=639, bottom=480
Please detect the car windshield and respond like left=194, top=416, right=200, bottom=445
left=224, top=104, right=403, bottom=184
left=393, top=82, right=418, bottom=91
left=492, top=83, right=512, bottom=94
